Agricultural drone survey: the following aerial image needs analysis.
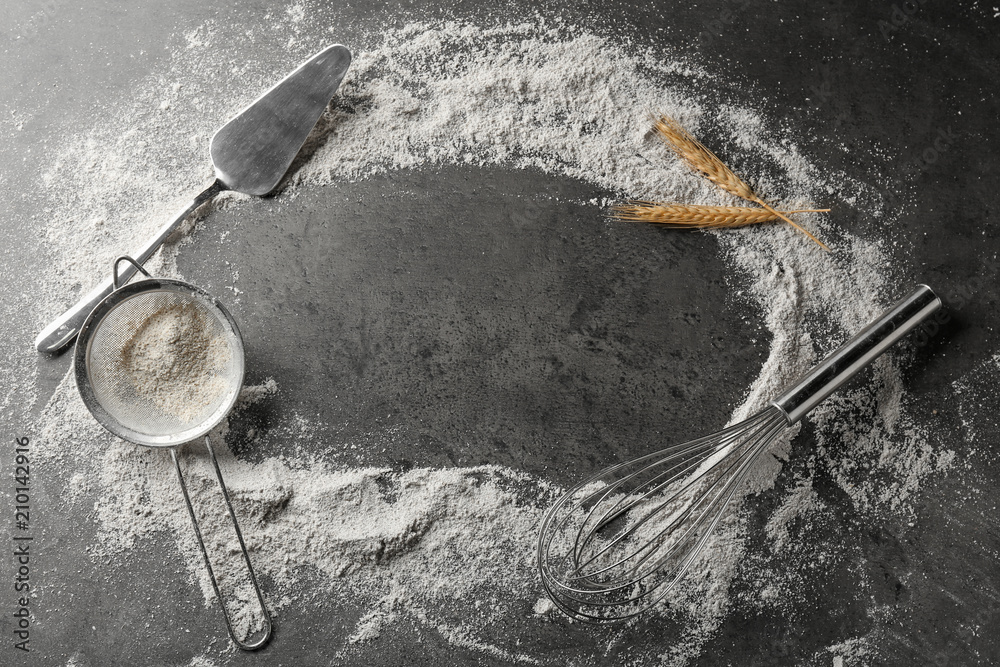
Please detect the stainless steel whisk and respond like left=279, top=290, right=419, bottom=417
left=537, top=285, right=941, bottom=622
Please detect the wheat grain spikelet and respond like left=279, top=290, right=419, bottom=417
left=610, top=202, right=830, bottom=229
left=652, top=117, right=757, bottom=201
left=651, top=114, right=831, bottom=250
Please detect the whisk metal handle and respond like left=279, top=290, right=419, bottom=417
left=772, top=284, right=941, bottom=425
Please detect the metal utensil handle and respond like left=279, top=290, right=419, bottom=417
left=171, top=437, right=272, bottom=651
left=34, top=179, right=227, bottom=353
left=771, top=284, right=941, bottom=424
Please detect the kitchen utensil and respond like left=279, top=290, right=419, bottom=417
left=36, top=43, right=352, bottom=353
left=75, top=256, right=271, bottom=649
left=537, top=285, right=941, bottom=622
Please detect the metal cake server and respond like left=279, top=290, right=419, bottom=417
left=35, top=44, right=352, bottom=353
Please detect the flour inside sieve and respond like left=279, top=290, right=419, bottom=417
left=84, top=286, right=243, bottom=441
left=119, top=299, right=231, bottom=422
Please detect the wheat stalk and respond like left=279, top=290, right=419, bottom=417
left=651, top=115, right=831, bottom=250
left=610, top=202, right=830, bottom=229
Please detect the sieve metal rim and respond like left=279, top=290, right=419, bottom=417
left=73, top=277, right=246, bottom=448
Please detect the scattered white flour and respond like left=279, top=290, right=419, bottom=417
left=23, top=13, right=959, bottom=667
left=953, top=353, right=1000, bottom=448
left=818, top=636, right=874, bottom=666
left=765, top=480, right=824, bottom=553
left=119, top=299, right=231, bottom=423
left=348, top=608, right=395, bottom=643
left=533, top=596, right=555, bottom=616
left=234, top=375, right=277, bottom=407
left=187, top=657, right=219, bottom=667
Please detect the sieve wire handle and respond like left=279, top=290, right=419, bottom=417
left=771, top=284, right=941, bottom=424
left=171, top=437, right=273, bottom=651
left=34, top=179, right=227, bottom=353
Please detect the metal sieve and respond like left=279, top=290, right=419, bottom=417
left=74, top=257, right=272, bottom=650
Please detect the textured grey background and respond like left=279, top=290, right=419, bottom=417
left=1, top=0, right=997, bottom=665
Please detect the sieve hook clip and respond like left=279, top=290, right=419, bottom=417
left=112, top=256, right=151, bottom=290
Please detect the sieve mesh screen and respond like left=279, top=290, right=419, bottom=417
left=86, top=289, right=242, bottom=440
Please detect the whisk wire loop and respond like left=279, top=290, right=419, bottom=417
left=610, top=411, right=785, bottom=582
left=538, top=408, right=788, bottom=621
left=537, top=285, right=942, bottom=623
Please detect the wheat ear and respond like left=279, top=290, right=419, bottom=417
left=652, top=115, right=830, bottom=250
left=610, top=202, right=830, bottom=229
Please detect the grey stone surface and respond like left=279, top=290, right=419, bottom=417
left=1, top=0, right=997, bottom=665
